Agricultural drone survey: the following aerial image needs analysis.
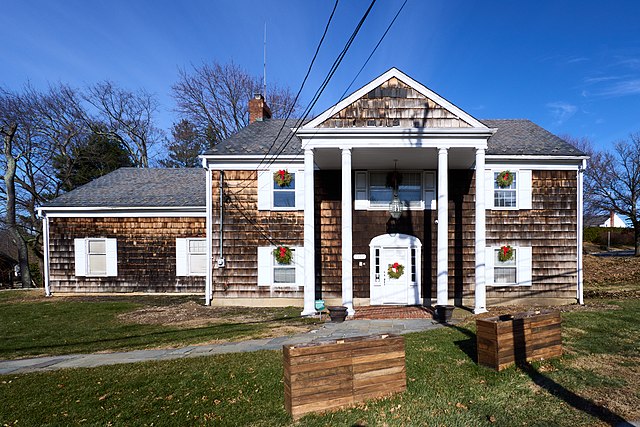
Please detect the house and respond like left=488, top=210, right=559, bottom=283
left=39, top=68, right=588, bottom=314
left=0, top=229, right=19, bottom=288
left=584, top=211, right=629, bottom=228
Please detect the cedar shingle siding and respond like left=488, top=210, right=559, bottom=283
left=48, top=217, right=205, bottom=292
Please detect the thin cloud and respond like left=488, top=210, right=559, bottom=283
left=546, top=102, right=577, bottom=125
left=596, top=79, right=640, bottom=97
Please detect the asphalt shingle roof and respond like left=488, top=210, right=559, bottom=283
left=43, top=168, right=205, bottom=208
left=203, top=119, right=301, bottom=156
left=205, top=118, right=586, bottom=157
left=482, top=119, right=586, bottom=156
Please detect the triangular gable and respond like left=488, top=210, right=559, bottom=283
left=303, top=68, right=487, bottom=130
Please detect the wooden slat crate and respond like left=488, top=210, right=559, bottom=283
left=283, top=334, right=406, bottom=419
left=476, top=310, right=562, bottom=371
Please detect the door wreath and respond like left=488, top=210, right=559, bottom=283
left=387, top=262, right=405, bottom=279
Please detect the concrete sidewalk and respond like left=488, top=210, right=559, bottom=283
left=0, top=318, right=440, bottom=375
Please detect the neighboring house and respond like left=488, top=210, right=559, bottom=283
left=0, top=229, right=19, bottom=288
left=39, top=68, right=588, bottom=313
left=584, top=212, right=629, bottom=228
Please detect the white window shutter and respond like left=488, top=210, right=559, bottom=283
left=74, top=238, right=87, bottom=277
left=485, top=169, right=494, bottom=210
left=257, top=247, right=272, bottom=286
left=423, top=171, right=435, bottom=210
left=294, top=246, right=305, bottom=286
left=354, top=171, right=368, bottom=210
left=175, top=238, right=188, bottom=276
left=295, top=170, right=305, bottom=210
left=517, top=246, right=533, bottom=286
left=257, top=170, right=271, bottom=210
left=518, top=170, right=532, bottom=210
left=105, top=238, right=118, bottom=277
left=485, top=247, right=494, bottom=286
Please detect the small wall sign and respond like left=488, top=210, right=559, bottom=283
left=353, top=254, right=367, bottom=260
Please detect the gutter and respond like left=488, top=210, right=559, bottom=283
left=577, top=159, right=586, bottom=305
left=37, top=210, right=52, bottom=297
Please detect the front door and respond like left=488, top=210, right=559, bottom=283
left=381, top=247, right=409, bottom=304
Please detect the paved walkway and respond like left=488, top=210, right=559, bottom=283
left=0, top=318, right=440, bottom=375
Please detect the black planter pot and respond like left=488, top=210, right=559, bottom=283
left=435, top=305, right=455, bottom=323
left=327, top=306, right=348, bottom=323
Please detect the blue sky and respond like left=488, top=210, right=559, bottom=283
left=2, top=0, right=639, bottom=151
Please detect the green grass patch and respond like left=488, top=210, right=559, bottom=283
left=2, top=299, right=638, bottom=426
left=0, top=291, right=314, bottom=359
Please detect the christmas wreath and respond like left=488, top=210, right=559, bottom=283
left=498, top=245, right=514, bottom=262
left=273, top=169, right=292, bottom=187
left=273, top=246, right=292, bottom=264
left=496, top=170, right=514, bottom=188
left=387, top=262, right=405, bottom=279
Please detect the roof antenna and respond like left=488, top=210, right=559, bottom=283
left=263, top=22, right=267, bottom=100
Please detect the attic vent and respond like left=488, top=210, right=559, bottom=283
left=367, top=120, right=376, bottom=127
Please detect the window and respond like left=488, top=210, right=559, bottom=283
left=486, top=246, right=532, bottom=286
left=176, top=238, right=207, bottom=276
left=486, top=169, right=532, bottom=210
left=494, top=171, right=517, bottom=208
left=74, top=238, right=117, bottom=277
left=257, top=246, right=304, bottom=287
left=494, top=248, right=516, bottom=284
left=355, top=171, right=435, bottom=210
left=257, top=169, right=304, bottom=211
left=273, top=173, right=295, bottom=208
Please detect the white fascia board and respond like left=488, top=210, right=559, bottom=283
left=39, top=206, right=206, bottom=218
left=202, top=154, right=304, bottom=170
left=299, top=132, right=493, bottom=150
left=302, top=67, right=488, bottom=129
left=486, top=156, right=588, bottom=170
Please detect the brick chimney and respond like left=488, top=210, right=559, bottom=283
left=249, top=94, right=272, bottom=124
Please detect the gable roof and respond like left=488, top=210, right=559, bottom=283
left=304, top=68, right=487, bottom=129
left=42, top=168, right=206, bottom=209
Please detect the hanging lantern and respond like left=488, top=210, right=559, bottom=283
left=389, top=192, right=403, bottom=219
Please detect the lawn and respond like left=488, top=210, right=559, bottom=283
left=1, top=298, right=638, bottom=426
left=0, top=291, right=316, bottom=359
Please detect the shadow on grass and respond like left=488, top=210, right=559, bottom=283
left=5, top=314, right=309, bottom=355
left=446, top=323, right=628, bottom=426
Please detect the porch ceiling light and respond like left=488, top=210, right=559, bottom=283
left=389, top=192, right=403, bottom=219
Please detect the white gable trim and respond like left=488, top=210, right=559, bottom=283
left=302, top=67, right=488, bottom=129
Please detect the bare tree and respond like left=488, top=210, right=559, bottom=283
left=160, top=119, right=209, bottom=168
left=586, top=133, right=640, bottom=255
left=1, top=90, right=33, bottom=288
left=172, top=61, right=299, bottom=144
left=84, top=81, right=161, bottom=167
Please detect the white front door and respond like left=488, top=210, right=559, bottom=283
left=381, top=247, right=409, bottom=304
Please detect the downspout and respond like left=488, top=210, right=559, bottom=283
left=205, top=166, right=213, bottom=305
left=219, top=171, right=224, bottom=267
left=40, top=210, right=51, bottom=297
left=577, top=160, right=585, bottom=305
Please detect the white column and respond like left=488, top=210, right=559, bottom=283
left=437, top=148, right=449, bottom=306
left=302, top=149, right=317, bottom=316
left=341, top=148, right=354, bottom=315
left=577, top=160, right=585, bottom=305
left=42, top=214, right=51, bottom=297
left=474, top=148, right=488, bottom=313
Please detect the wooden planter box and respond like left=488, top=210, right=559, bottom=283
left=476, top=310, right=562, bottom=371
left=283, top=334, right=406, bottom=419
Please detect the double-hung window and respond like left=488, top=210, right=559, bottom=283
left=257, top=169, right=304, bottom=211
left=486, top=246, right=532, bottom=286
left=74, top=238, right=118, bottom=277
left=486, top=169, right=532, bottom=210
left=176, top=238, right=207, bottom=276
left=257, top=246, right=304, bottom=287
left=493, top=172, right=517, bottom=208
left=355, top=171, right=435, bottom=210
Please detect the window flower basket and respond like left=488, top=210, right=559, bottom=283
left=273, top=246, right=292, bottom=264
left=387, top=262, right=404, bottom=279
left=498, top=245, right=514, bottom=262
left=496, top=170, right=514, bottom=188
left=273, top=169, right=292, bottom=187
